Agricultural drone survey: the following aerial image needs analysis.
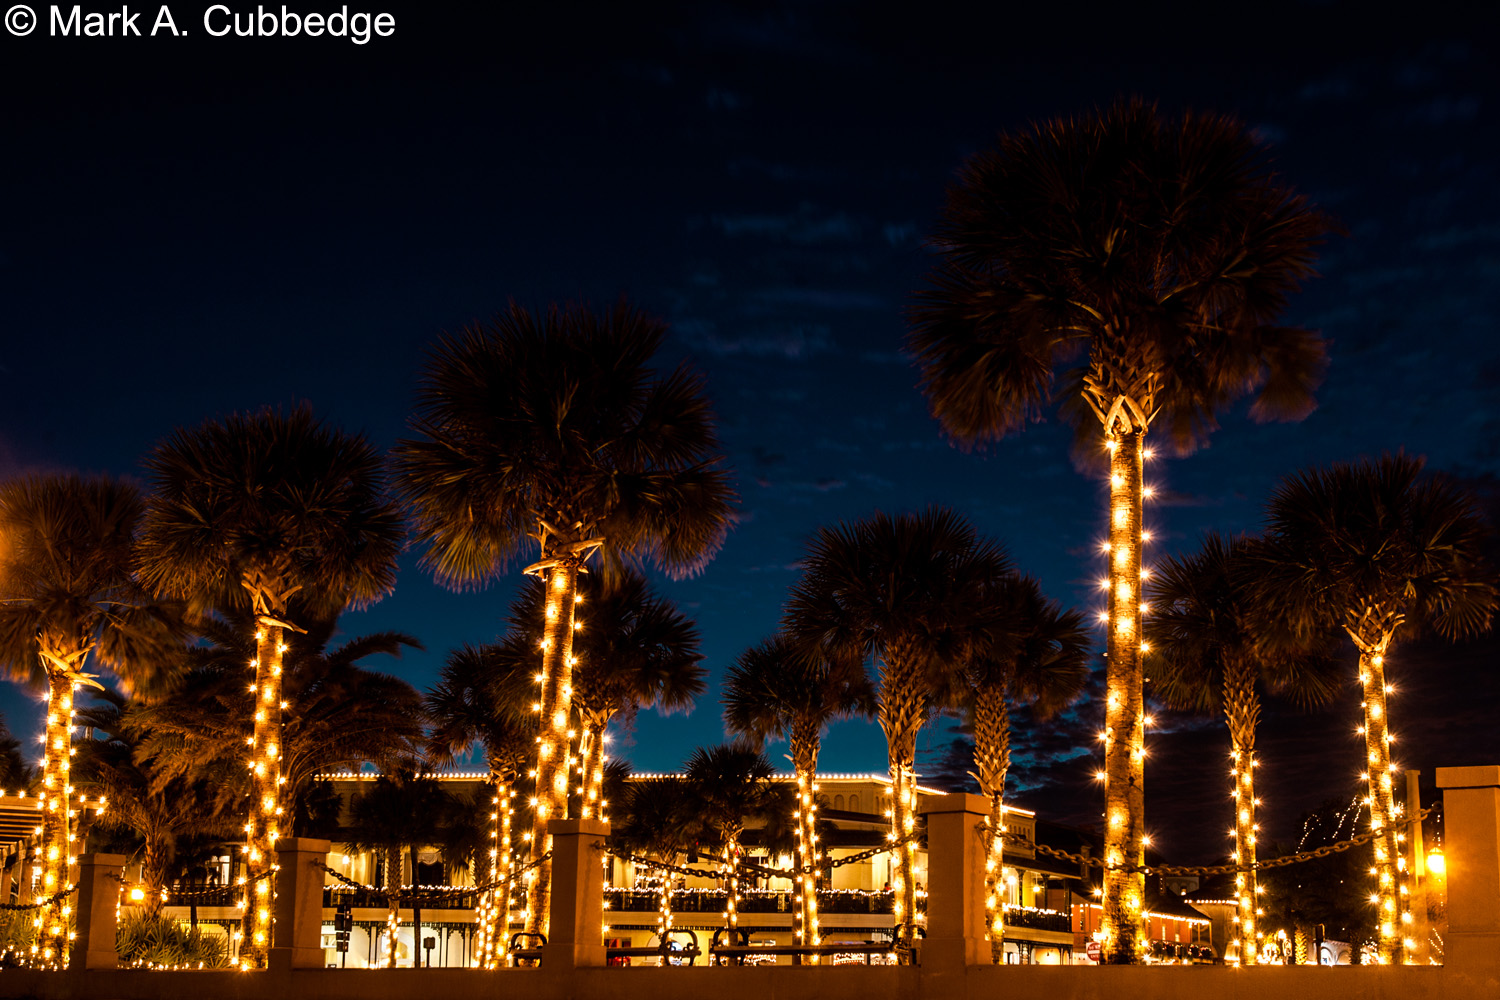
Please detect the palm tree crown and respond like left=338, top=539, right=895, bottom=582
left=908, top=99, right=1331, bottom=455
left=392, top=301, right=736, bottom=587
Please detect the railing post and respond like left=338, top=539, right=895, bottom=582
left=270, top=837, right=331, bottom=972
left=919, top=793, right=988, bottom=972
left=1436, top=766, right=1500, bottom=981
left=542, top=817, right=610, bottom=969
left=71, top=852, right=125, bottom=970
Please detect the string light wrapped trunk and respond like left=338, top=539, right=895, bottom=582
left=1351, top=627, right=1408, bottom=965
left=877, top=636, right=924, bottom=959
left=790, top=720, right=821, bottom=961
left=577, top=714, right=608, bottom=821
left=524, top=556, right=583, bottom=940
left=383, top=843, right=400, bottom=968
left=1101, top=428, right=1147, bottom=964
left=474, top=768, right=516, bottom=968
left=35, top=655, right=78, bottom=969
left=241, top=618, right=286, bottom=969
left=972, top=687, right=1011, bottom=964
left=1224, top=660, right=1260, bottom=966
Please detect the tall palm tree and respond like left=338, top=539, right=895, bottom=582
left=783, top=507, right=1010, bottom=954
left=0, top=474, right=179, bottom=966
left=137, top=406, right=402, bottom=967
left=683, top=743, right=777, bottom=934
left=74, top=691, right=237, bottom=917
left=907, top=101, right=1332, bottom=962
left=499, top=572, right=705, bottom=823
left=137, top=610, right=425, bottom=831
left=723, top=634, right=875, bottom=955
left=348, top=770, right=461, bottom=968
left=425, top=642, right=536, bottom=968
left=1259, top=455, right=1497, bottom=964
left=1145, top=532, right=1340, bottom=966
left=957, top=577, right=1089, bottom=962
left=393, top=301, right=736, bottom=937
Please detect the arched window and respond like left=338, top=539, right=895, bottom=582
left=834, top=794, right=845, bottom=810
left=848, top=794, right=860, bottom=812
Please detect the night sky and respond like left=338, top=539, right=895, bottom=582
left=4, top=1, right=1498, bottom=863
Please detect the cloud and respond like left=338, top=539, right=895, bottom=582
left=674, top=318, right=834, bottom=358
left=712, top=204, right=860, bottom=245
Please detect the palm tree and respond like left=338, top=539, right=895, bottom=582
left=137, top=610, right=425, bottom=832
left=907, top=101, right=1333, bottom=962
left=783, top=507, right=1010, bottom=954
left=723, top=634, right=875, bottom=955
left=74, top=691, right=237, bottom=917
left=499, top=572, right=705, bottom=823
left=1258, top=455, right=1497, bottom=964
left=348, top=770, right=461, bottom=968
left=1145, top=532, right=1340, bottom=966
left=425, top=642, right=536, bottom=968
left=0, top=474, right=180, bottom=966
left=392, top=301, right=736, bottom=937
left=683, top=743, right=777, bottom=934
left=957, top=576, right=1089, bottom=961
left=614, top=776, right=701, bottom=946
left=137, top=406, right=402, bottom=967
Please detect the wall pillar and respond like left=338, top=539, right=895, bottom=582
left=541, top=817, right=609, bottom=969
left=919, top=793, right=988, bottom=972
left=1436, top=766, right=1500, bottom=982
left=270, top=837, right=331, bottom=972
left=70, top=853, right=125, bottom=970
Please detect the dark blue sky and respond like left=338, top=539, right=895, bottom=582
left=3, top=1, right=1498, bottom=861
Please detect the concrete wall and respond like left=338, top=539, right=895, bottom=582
left=0, top=962, right=1488, bottom=1000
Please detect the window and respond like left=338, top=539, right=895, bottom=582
left=834, top=795, right=845, bottom=810
left=848, top=794, right=859, bottom=812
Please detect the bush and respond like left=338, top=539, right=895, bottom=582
left=115, top=912, right=228, bottom=969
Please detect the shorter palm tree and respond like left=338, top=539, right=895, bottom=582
left=348, top=771, right=461, bottom=968
left=0, top=474, right=180, bottom=966
left=614, top=776, right=701, bottom=946
left=74, top=691, right=237, bottom=916
left=723, top=635, right=874, bottom=954
left=1146, top=532, right=1339, bottom=966
left=425, top=642, right=536, bottom=967
left=956, top=576, right=1089, bottom=961
left=684, top=744, right=777, bottom=933
left=783, top=507, right=1011, bottom=954
left=1259, top=455, right=1498, bottom=964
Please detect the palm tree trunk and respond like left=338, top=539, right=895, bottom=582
left=790, top=721, right=821, bottom=961
left=141, top=833, right=167, bottom=919
left=578, top=713, right=610, bottom=821
left=242, top=618, right=285, bottom=968
left=384, top=844, right=401, bottom=968
left=1355, top=631, right=1406, bottom=965
left=877, top=637, right=925, bottom=960
left=37, top=666, right=74, bottom=967
left=526, top=556, right=581, bottom=940
left=1223, top=659, right=1261, bottom=966
left=475, top=768, right=514, bottom=968
left=722, top=827, right=743, bottom=931
left=655, top=853, right=675, bottom=960
left=972, top=687, right=1011, bottom=964
left=1101, top=427, right=1146, bottom=964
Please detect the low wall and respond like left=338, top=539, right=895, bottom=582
left=2, top=962, right=1496, bottom=1000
